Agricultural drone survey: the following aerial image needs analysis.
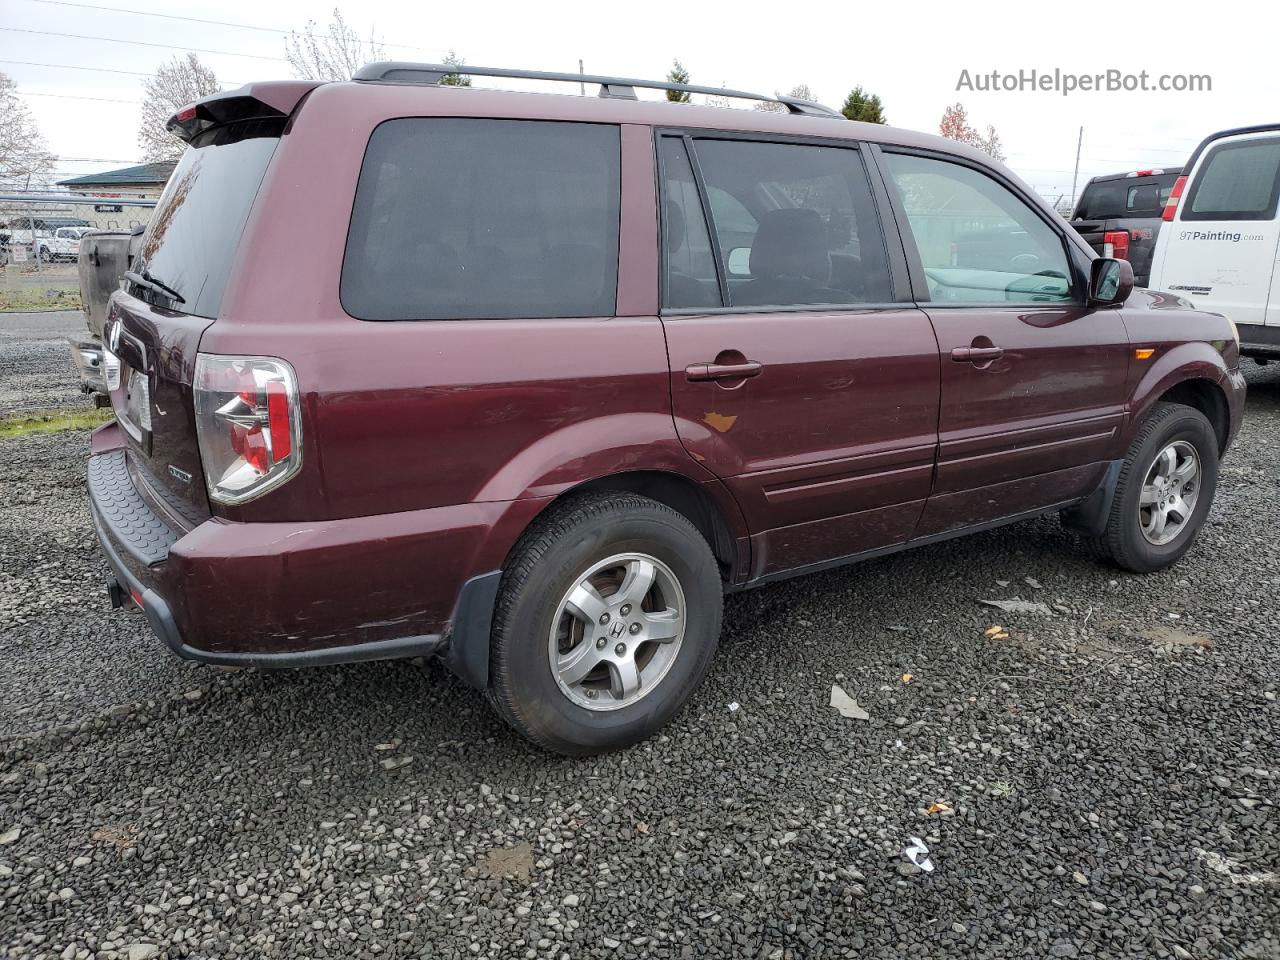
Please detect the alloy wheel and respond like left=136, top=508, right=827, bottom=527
left=548, top=552, right=686, bottom=711
left=1139, top=440, right=1201, bottom=545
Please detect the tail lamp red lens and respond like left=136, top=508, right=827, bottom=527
left=1163, top=175, right=1188, bottom=222
left=193, top=355, right=301, bottom=505
left=1103, top=230, right=1130, bottom=261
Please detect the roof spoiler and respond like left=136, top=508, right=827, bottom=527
left=166, top=81, right=321, bottom=143
left=354, top=61, right=842, bottom=118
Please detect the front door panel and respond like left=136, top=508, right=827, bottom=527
left=918, top=304, right=1129, bottom=535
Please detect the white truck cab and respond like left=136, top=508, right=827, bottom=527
left=1149, top=124, right=1280, bottom=359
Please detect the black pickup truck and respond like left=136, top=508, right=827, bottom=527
left=1070, top=166, right=1183, bottom=287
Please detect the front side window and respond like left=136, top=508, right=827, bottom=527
left=883, top=152, right=1074, bottom=304
left=1184, top=137, right=1280, bottom=221
left=684, top=138, right=892, bottom=308
left=342, top=119, right=621, bottom=321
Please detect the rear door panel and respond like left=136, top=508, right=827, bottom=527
left=664, top=308, right=940, bottom=577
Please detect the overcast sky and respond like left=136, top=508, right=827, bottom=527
left=4, top=0, right=1276, bottom=206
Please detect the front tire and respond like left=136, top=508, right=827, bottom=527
left=1095, top=402, right=1219, bottom=573
left=488, top=492, right=723, bottom=755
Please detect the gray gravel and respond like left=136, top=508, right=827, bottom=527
left=0, top=310, right=91, bottom=415
left=2, top=325, right=1278, bottom=958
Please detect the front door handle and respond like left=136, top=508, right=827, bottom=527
left=686, top=360, right=763, bottom=382
left=951, top=346, right=1004, bottom=363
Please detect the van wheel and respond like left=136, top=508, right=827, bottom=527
left=1093, top=402, right=1219, bottom=573
left=488, top=492, right=723, bottom=755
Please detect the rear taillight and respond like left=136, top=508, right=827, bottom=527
left=1163, top=175, right=1188, bottom=222
left=194, top=355, right=302, bottom=505
left=1103, top=230, right=1130, bottom=261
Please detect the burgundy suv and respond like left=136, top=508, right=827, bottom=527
left=89, top=63, right=1245, bottom=754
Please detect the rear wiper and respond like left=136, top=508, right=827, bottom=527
left=125, top=269, right=185, bottom=305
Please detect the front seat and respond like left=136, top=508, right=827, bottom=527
left=736, top=208, right=844, bottom=307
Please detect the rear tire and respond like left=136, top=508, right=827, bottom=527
left=488, top=492, right=723, bottom=755
left=1094, top=402, right=1218, bottom=573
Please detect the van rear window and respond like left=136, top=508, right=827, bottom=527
left=1184, top=137, right=1280, bottom=221
left=133, top=119, right=282, bottom=319
left=342, top=119, right=621, bottom=321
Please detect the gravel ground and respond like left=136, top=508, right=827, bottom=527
left=0, top=311, right=92, bottom=415
left=1, top=326, right=1277, bottom=959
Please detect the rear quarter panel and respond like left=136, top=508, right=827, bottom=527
left=204, top=83, right=715, bottom=535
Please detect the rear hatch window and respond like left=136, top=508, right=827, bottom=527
left=131, top=118, right=282, bottom=319
left=110, top=117, right=282, bottom=522
left=1075, top=174, right=1180, bottom=220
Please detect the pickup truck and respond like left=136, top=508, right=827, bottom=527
left=1070, top=167, right=1183, bottom=287
left=39, top=226, right=92, bottom=262
left=69, top=227, right=142, bottom=401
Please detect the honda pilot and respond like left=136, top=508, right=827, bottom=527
left=88, top=63, right=1246, bottom=754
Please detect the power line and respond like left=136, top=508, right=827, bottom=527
left=16, top=90, right=140, bottom=104
left=16, top=0, right=443, bottom=56
left=0, top=26, right=289, bottom=61
left=0, top=58, right=152, bottom=77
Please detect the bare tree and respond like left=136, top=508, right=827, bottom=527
left=0, top=72, right=55, bottom=190
left=138, top=54, right=222, bottom=163
left=285, top=9, right=385, bottom=81
left=753, top=84, right=815, bottom=113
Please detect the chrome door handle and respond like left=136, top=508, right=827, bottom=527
left=686, top=360, right=763, bottom=382
left=951, top=346, right=1004, bottom=363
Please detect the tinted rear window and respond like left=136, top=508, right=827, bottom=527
left=1075, top=173, right=1178, bottom=219
left=1185, top=137, right=1280, bottom=221
left=133, top=119, right=281, bottom=319
left=342, top=119, right=621, bottom=321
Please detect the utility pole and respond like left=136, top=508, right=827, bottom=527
left=578, top=59, right=584, bottom=96
left=1069, top=125, right=1083, bottom=213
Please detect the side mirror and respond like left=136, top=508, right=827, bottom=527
left=725, top=247, right=752, bottom=277
left=1089, top=257, right=1133, bottom=306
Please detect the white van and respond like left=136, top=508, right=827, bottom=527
left=1148, top=123, right=1280, bottom=359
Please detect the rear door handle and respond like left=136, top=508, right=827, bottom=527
left=686, top=360, right=763, bottom=382
left=951, top=346, right=1004, bottom=363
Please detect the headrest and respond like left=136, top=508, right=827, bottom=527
left=748, top=208, right=830, bottom=282
left=665, top=200, right=686, bottom=255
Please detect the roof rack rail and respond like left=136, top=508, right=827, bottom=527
left=353, top=62, right=843, bottom=118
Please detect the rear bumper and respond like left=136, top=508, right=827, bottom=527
left=1237, top=323, right=1280, bottom=359
left=1224, top=366, right=1246, bottom=454
left=87, top=422, right=536, bottom=677
left=68, top=338, right=108, bottom=395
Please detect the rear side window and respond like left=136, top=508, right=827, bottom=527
left=1184, top=137, right=1280, bottom=221
left=134, top=119, right=282, bottom=319
left=676, top=138, right=892, bottom=308
left=343, top=119, right=620, bottom=321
